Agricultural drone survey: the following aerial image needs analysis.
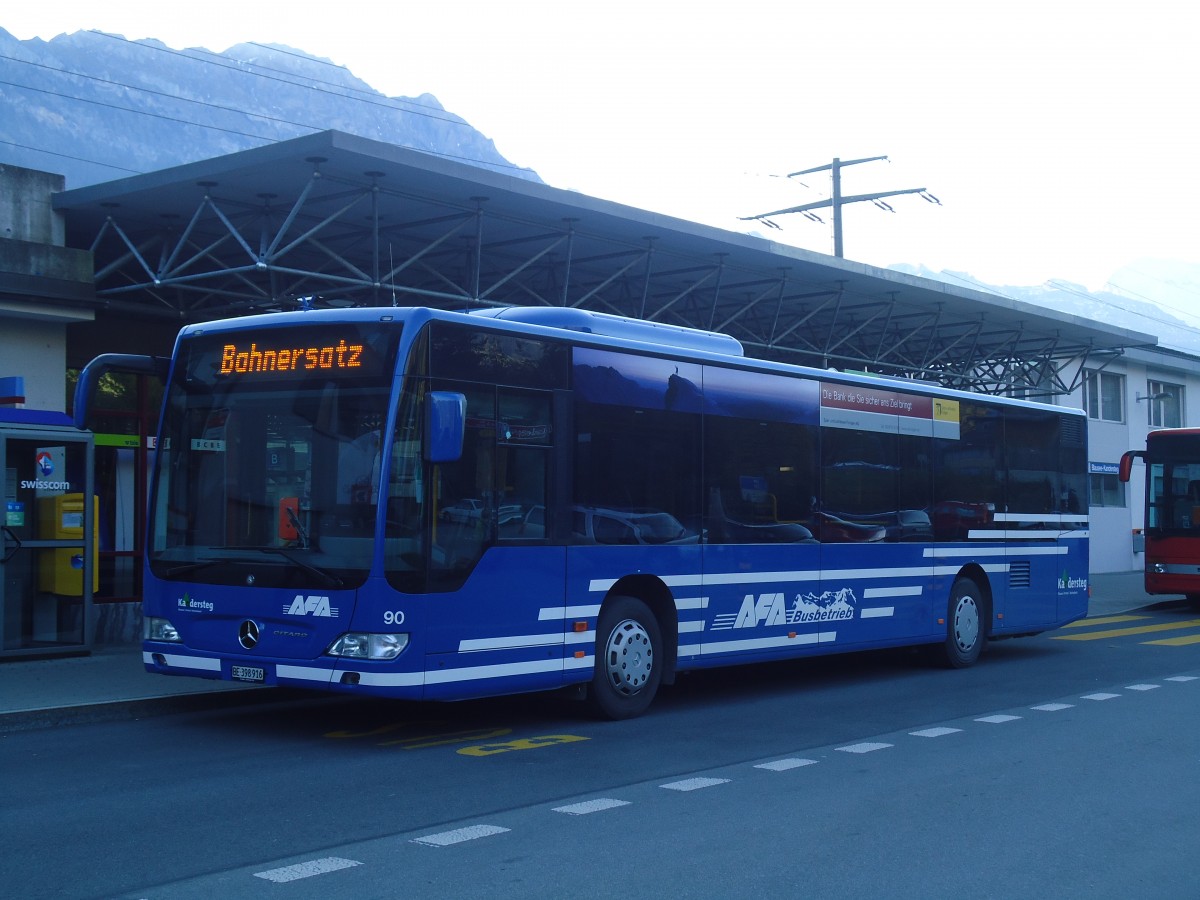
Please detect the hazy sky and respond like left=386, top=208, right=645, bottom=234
left=5, top=1, right=1198, bottom=316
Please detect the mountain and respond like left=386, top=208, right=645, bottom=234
left=0, top=28, right=538, bottom=188
left=889, top=263, right=1200, bottom=356
left=4, top=27, right=1197, bottom=358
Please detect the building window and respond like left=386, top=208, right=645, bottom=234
left=1082, top=369, right=1124, bottom=423
left=1146, top=380, right=1183, bottom=428
left=1089, top=473, right=1125, bottom=508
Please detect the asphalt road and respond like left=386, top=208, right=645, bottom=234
left=3, top=602, right=1199, bottom=899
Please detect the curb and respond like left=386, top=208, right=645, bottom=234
left=0, top=686, right=318, bottom=734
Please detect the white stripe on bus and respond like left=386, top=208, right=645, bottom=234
left=458, top=629, right=596, bottom=653
left=144, top=652, right=221, bottom=672
left=459, top=633, right=562, bottom=652
left=538, top=604, right=601, bottom=621
left=993, top=513, right=1089, bottom=524
left=697, top=632, right=838, bottom=654
left=863, top=585, right=922, bottom=598
left=967, top=530, right=1088, bottom=540
left=277, top=664, right=335, bottom=683
left=590, top=563, right=1009, bottom=594
left=923, top=546, right=1067, bottom=557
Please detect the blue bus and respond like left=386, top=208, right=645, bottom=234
left=76, top=306, right=1090, bottom=717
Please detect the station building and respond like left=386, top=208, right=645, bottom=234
left=0, top=132, right=1193, bottom=649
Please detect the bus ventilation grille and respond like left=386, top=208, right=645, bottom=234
left=1009, top=560, right=1032, bottom=589
left=1059, top=416, right=1086, bottom=446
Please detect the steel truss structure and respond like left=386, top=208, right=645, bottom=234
left=57, top=131, right=1153, bottom=397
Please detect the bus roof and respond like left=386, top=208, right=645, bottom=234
left=177, top=306, right=1084, bottom=418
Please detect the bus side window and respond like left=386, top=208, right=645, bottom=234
left=496, top=388, right=552, bottom=542
left=571, top=349, right=703, bottom=543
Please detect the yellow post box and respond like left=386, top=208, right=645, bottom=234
left=37, top=493, right=99, bottom=595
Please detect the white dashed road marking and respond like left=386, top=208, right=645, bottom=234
left=231, top=670, right=1197, bottom=894
left=755, top=758, right=819, bottom=771
left=837, top=742, right=894, bottom=754
left=254, top=857, right=361, bottom=883
left=661, top=777, right=730, bottom=792
left=910, top=727, right=962, bottom=738
left=553, top=799, right=631, bottom=815
left=412, top=825, right=510, bottom=847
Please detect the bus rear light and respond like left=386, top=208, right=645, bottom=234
left=326, top=632, right=409, bottom=661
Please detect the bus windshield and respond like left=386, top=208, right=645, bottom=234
left=148, top=322, right=402, bottom=587
left=1148, top=440, right=1200, bottom=535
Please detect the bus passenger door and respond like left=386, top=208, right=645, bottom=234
left=423, top=382, right=569, bottom=696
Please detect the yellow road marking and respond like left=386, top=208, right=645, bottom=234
left=1052, top=618, right=1200, bottom=641
left=1144, top=633, right=1200, bottom=646
left=1063, top=615, right=1147, bottom=628
left=458, top=734, right=589, bottom=757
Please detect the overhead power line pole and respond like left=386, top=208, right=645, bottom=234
left=741, top=156, right=940, bottom=258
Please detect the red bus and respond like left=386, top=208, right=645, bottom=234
left=1121, top=428, right=1200, bottom=607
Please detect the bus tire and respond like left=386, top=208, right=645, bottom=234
left=589, top=596, right=662, bottom=720
left=938, top=577, right=986, bottom=669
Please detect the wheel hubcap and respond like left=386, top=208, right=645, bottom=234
left=604, top=619, right=654, bottom=697
left=953, top=595, right=980, bottom=652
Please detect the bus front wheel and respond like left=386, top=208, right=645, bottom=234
left=589, top=596, right=663, bottom=720
left=938, top=577, right=986, bottom=668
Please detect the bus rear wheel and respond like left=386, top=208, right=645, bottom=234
left=937, top=577, right=986, bottom=668
left=589, top=596, right=662, bottom=720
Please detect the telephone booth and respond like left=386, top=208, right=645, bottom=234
left=0, top=409, right=95, bottom=657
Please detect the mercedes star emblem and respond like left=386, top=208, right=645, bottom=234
left=238, top=619, right=260, bottom=650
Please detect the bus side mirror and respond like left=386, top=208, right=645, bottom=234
left=1118, top=450, right=1143, bottom=483
left=425, top=391, right=466, bottom=463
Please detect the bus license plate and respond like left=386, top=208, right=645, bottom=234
left=231, top=665, right=265, bottom=682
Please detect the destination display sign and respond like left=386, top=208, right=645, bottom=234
left=182, top=324, right=400, bottom=384
left=218, top=338, right=365, bottom=376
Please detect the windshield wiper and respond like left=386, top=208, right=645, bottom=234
left=230, top=546, right=346, bottom=588
left=164, top=558, right=229, bottom=578
left=165, top=548, right=345, bottom=587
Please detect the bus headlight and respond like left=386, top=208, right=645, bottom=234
left=1150, top=563, right=1167, bottom=574
left=326, top=632, right=409, bottom=661
left=144, top=617, right=181, bottom=642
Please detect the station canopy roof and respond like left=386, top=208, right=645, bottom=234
left=55, top=130, right=1155, bottom=396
